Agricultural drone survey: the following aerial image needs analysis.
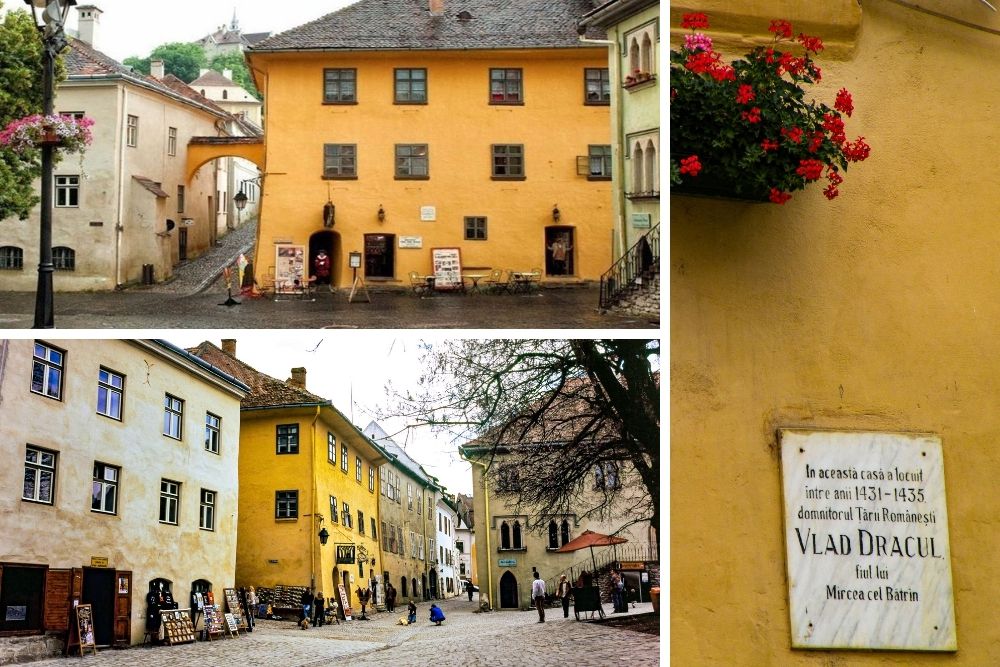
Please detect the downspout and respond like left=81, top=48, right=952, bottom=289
left=310, top=405, right=320, bottom=591
left=460, top=452, right=493, bottom=610
left=115, top=86, right=128, bottom=287
left=580, top=33, right=627, bottom=259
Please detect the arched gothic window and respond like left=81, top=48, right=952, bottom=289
left=561, top=520, right=571, bottom=546
left=645, top=141, right=658, bottom=193
left=633, top=143, right=645, bottom=193
left=548, top=521, right=559, bottom=549
left=500, top=521, right=511, bottom=549
left=512, top=520, right=523, bottom=549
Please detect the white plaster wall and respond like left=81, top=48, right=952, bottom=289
left=0, top=339, right=245, bottom=646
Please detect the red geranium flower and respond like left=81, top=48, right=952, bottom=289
left=835, top=88, right=854, bottom=117
left=679, top=155, right=702, bottom=176
left=823, top=184, right=840, bottom=200
left=797, top=33, right=824, bottom=53
left=822, top=113, right=846, bottom=144
left=796, top=159, right=825, bottom=181
left=681, top=13, right=709, bottom=30
left=741, top=107, right=762, bottom=123
left=769, top=188, right=792, bottom=204
left=761, top=138, right=780, bottom=152
left=769, top=19, right=793, bottom=39
left=781, top=126, right=804, bottom=144
left=843, top=137, right=871, bottom=162
left=736, top=84, right=756, bottom=105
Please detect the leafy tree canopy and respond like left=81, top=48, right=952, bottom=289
left=123, top=42, right=205, bottom=83
left=208, top=52, right=259, bottom=99
left=386, top=339, right=661, bottom=534
left=0, top=3, right=66, bottom=221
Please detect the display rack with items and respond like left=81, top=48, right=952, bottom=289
left=202, top=604, right=225, bottom=640
left=160, top=609, right=196, bottom=645
left=223, top=588, right=247, bottom=632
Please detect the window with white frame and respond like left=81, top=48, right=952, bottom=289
left=358, top=509, right=365, bottom=535
left=31, top=341, right=64, bottom=400
left=368, top=465, right=375, bottom=493
left=328, top=432, right=336, bottom=464
left=163, top=394, right=183, bottom=439
left=205, top=413, right=221, bottom=454
left=628, top=132, right=660, bottom=197
left=407, top=483, right=413, bottom=511
left=330, top=494, right=338, bottom=523
left=23, top=446, right=57, bottom=504
left=200, top=488, right=216, bottom=530
left=96, top=368, right=124, bottom=420
left=276, top=424, right=299, bottom=454
left=168, top=127, right=177, bottom=156
left=356, top=455, right=362, bottom=482
left=341, top=441, right=349, bottom=472
left=55, top=176, right=79, bottom=207
left=90, top=461, right=121, bottom=514
left=126, top=114, right=138, bottom=147
left=159, top=479, right=180, bottom=524
left=342, top=501, right=352, bottom=528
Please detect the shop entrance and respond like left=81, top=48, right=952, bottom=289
left=621, top=569, right=652, bottom=604
left=544, top=226, right=575, bottom=276
left=341, top=571, right=351, bottom=606
left=309, top=230, right=341, bottom=287
left=499, top=571, right=519, bottom=609
left=82, top=567, right=115, bottom=646
left=0, top=564, right=46, bottom=632
left=364, top=234, right=396, bottom=278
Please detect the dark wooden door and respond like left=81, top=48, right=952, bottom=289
left=113, top=571, right=131, bottom=647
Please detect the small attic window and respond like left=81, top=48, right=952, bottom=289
left=457, top=10, right=472, bottom=20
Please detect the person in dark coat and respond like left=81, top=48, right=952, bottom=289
left=299, top=589, right=312, bottom=628
left=312, top=592, right=325, bottom=627
left=386, top=584, right=397, bottom=612
left=466, top=580, right=474, bottom=601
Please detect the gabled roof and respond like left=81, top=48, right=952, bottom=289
left=364, top=420, right=439, bottom=489
left=250, top=0, right=606, bottom=53
left=188, top=341, right=328, bottom=409
left=64, top=38, right=232, bottom=122
left=190, top=70, right=237, bottom=87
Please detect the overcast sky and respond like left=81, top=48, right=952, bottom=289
left=165, top=331, right=479, bottom=495
left=3, top=0, right=359, bottom=62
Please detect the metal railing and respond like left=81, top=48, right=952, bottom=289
left=599, top=224, right=659, bottom=310
left=544, top=542, right=659, bottom=594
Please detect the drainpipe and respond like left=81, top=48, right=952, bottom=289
left=310, top=405, right=320, bottom=591
left=115, top=86, right=128, bottom=287
left=460, top=451, right=493, bottom=610
left=579, top=33, right=627, bottom=260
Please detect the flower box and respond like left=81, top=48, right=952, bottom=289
left=0, top=114, right=93, bottom=154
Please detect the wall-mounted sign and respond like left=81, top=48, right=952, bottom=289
left=399, top=236, right=423, bottom=249
left=90, top=557, right=108, bottom=567
left=631, top=213, right=651, bottom=228
left=420, top=206, right=436, bottom=221
left=779, top=430, right=956, bottom=651
left=498, top=559, right=517, bottom=567
left=336, top=544, right=357, bottom=564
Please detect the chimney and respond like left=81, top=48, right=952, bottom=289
left=429, top=0, right=444, bottom=16
left=150, top=59, right=165, bottom=79
left=223, top=68, right=233, bottom=81
left=76, top=5, right=102, bottom=47
left=289, top=367, right=307, bottom=389
left=221, top=339, right=236, bottom=357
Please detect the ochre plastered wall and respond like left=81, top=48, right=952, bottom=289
left=671, top=1, right=1000, bottom=664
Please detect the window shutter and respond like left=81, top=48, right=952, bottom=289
left=43, top=568, right=71, bottom=632
left=577, top=156, right=590, bottom=176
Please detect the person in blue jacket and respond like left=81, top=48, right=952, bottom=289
left=429, top=603, right=445, bottom=625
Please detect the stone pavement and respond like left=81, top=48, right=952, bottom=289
left=25, top=596, right=660, bottom=667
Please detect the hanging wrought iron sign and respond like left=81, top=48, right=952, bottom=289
left=336, top=544, right=356, bottom=565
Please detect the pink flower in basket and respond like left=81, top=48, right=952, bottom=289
left=0, top=114, right=94, bottom=154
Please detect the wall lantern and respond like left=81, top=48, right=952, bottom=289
left=233, top=190, right=248, bottom=211
left=323, top=200, right=336, bottom=228
left=318, top=527, right=330, bottom=546
left=377, top=205, right=386, bottom=223
left=552, top=204, right=561, bottom=222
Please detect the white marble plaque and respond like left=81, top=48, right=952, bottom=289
left=779, top=430, right=956, bottom=651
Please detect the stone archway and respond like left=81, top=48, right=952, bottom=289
left=499, top=571, right=518, bottom=609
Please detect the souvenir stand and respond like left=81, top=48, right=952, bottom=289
left=159, top=609, right=196, bottom=645
left=223, top=588, right=248, bottom=634
left=201, top=603, right=225, bottom=641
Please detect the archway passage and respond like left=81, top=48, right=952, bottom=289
left=499, top=571, right=518, bottom=609
left=186, top=137, right=265, bottom=182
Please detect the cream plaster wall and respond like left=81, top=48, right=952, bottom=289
left=672, top=1, right=1000, bottom=663
left=0, top=339, right=245, bottom=646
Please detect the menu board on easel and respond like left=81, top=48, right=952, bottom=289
left=431, top=247, right=462, bottom=290
left=223, top=588, right=246, bottom=631
left=338, top=584, right=353, bottom=621
left=275, top=244, right=306, bottom=293
left=67, top=604, right=97, bottom=656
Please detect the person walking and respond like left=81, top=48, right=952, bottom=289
left=532, top=572, right=546, bottom=623
left=466, top=580, right=474, bottom=602
left=299, top=588, right=313, bottom=629
left=386, top=584, right=396, bottom=612
left=312, top=592, right=325, bottom=627
left=556, top=574, right=572, bottom=619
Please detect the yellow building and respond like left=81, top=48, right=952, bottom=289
left=0, top=339, right=247, bottom=659
left=190, top=340, right=387, bottom=615
left=245, top=0, right=613, bottom=289
left=673, top=1, right=1000, bottom=664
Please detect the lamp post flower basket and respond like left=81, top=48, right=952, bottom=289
left=0, top=114, right=94, bottom=155
left=670, top=13, right=870, bottom=204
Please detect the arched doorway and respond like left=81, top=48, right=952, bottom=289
left=422, top=574, right=428, bottom=600
left=429, top=569, right=437, bottom=599
left=412, top=578, right=418, bottom=600
left=499, top=571, right=518, bottom=609
left=341, top=571, right=351, bottom=607
left=190, top=579, right=211, bottom=611
left=310, top=230, right=341, bottom=287
left=401, top=576, right=408, bottom=598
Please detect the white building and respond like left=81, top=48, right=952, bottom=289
left=0, top=339, right=248, bottom=660
left=455, top=493, right=476, bottom=589
left=0, top=5, right=251, bottom=291
left=436, top=496, right=460, bottom=598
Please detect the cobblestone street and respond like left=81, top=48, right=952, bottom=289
left=25, top=597, right=660, bottom=666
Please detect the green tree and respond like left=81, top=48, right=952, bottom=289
left=123, top=42, right=205, bottom=83
left=208, top=52, right=259, bottom=99
left=388, top=339, right=661, bottom=535
left=0, top=3, right=64, bottom=221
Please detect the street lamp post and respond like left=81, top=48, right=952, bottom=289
left=24, top=0, right=76, bottom=329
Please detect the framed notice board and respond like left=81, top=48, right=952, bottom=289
left=431, top=247, right=462, bottom=290
left=275, top=244, right=306, bottom=293
left=338, top=584, right=353, bottom=621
